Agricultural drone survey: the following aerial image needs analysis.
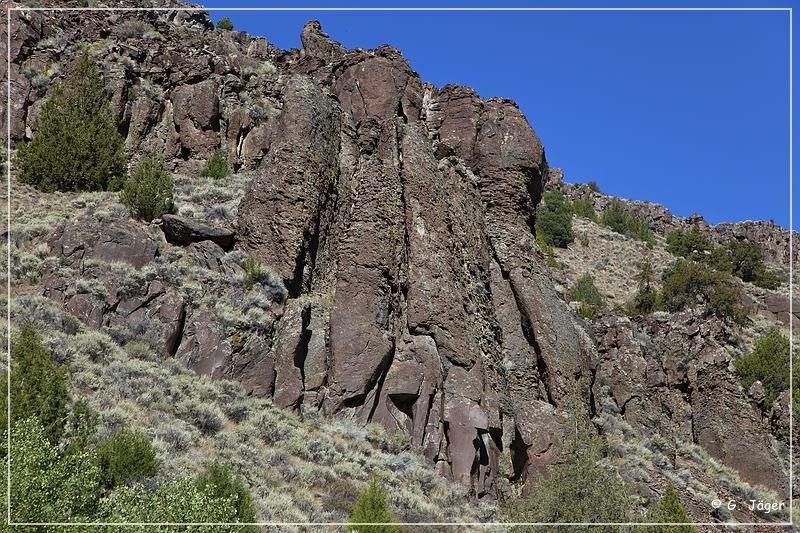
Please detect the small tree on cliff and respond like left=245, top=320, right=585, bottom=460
left=645, top=483, right=696, bottom=532
left=16, top=51, right=127, bottom=192
left=346, top=475, right=399, bottom=533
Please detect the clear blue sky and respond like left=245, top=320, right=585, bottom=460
left=201, top=1, right=794, bottom=228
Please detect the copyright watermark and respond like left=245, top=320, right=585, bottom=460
left=711, top=498, right=786, bottom=514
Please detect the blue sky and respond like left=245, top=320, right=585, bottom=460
left=201, top=2, right=794, bottom=228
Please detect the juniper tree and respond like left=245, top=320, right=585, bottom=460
left=646, top=483, right=696, bottom=532
left=16, top=51, right=127, bottom=192
left=346, top=475, right=399, bottom=533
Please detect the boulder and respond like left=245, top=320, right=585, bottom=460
left=160, top=214, right=235, bottom=249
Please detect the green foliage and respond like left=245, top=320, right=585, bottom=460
left=600, top=199, right=655, bottom=246
left=631, top=257, right=659, bottom=315
left=586, top=180, right=601, bottom=193
left=502, top=400, right=632, bottom=530
left=10, top=417, right=102, bottom=523
left=196, top=462, right=257, bottom=528
left=735, top=328, right=789, bottom=409
left=346, top=475, right=400, bottom=533
left=244, top=257, right=264, bottom=290
left=536, top=235, right=559, bottom=268
left=96, top=428, right=159, bottom=488
left=571, top=273, right=604, bottom=306
left=660, top=259, right=747, bottom=324
left=101, top=475, right=248, bottom=527
left=645, top=483, right=696, bottom=532
left=11, top=324, right=69, bottom=444
left=712, top=240, right=781, bottom=289
left=63, top=399, right=99, bottom=455
left=536, top=190, right=574, bottom=248
left=216, top=16, right=234, bottom=30
left=201, top=149, right=229, bottom=179
left=571, top=273, right=604, bottom=320
left=666, top=228, right=712, bottom=260
left=120, top=152, right=174, bottom=221
left=16, top=51, right=127, bottom=192
left=571, top=197, right=597, bottom=221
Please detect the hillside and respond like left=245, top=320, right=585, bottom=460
left=2, top=2, right=797, bottom=530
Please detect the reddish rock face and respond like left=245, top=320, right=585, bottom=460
left=234, top=24, right=590, bottom=498
left=10, top=7, right=792, bottom=506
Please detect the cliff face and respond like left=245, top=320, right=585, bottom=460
left=4, top=3, right=794, bottom=517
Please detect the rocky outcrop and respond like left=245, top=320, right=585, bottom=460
left=233, top=26, right=595, bottom=498
left=553, top=172, right=798, bottom=268
left=591, top=311, right=788, bottom=493
left=8, top=4, right=791, bottom=511
left=160, top=213, right=235, bottom=249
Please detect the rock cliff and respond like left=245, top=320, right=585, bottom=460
left=4, top=2, right=795, bottom=521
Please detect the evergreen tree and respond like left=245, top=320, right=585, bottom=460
left=216, top=16, right=234, bottom=30
left=201, top=149, right=229, bottom=179
left=96, top=428, right=160, bottom=488
left=645, top=483, right=696, bottom=532
left=120, top=151, right=174, bottom=221
left=632, top=257, right=659, bottom=314
left=10, top=324, right=69, bottom=445
left=196, top=461, right=257, bottom=528
left=346, top=475, right=399, bottom=533
left=16, top=51, right=127, bottom=192
left=735, top=327, right=790, bottom=409
left=536, top=190, right=574, bottom=248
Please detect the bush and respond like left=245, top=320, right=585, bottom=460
left=96, top=428, right=159, bottom=488
left=16, top=51, right=127, bottom=192
left=631, top=257, right=659, bottom=315
left=535, top=190, right=574, bottom=248
left=666, top=228, right=712, bottom=260
left=244, top=257, right=264, bottom=290
left=571, top=197, right=597, bottom=221
left=536, top=235, right=559, bottom=268
left=600, top=199, right=655, bottom=246
left=10, top=417, right=102, bottom=523
left=645, top=483, right=696, bottom=532
left=216, top=16, right=234, bottom=31
left=571, top=273, right=604, bottom=307
left=201, top=149, right=229, bottom=179
left=735, top=328, right=789, bottom=409
left=346, top=475, right=400, bottom=533
left=660, top=259, right=747, bottom=324
left=586, top=180, right=601, bottom=193
left=196, top=462, right=257, bottom=527
left=120, top=152, right=174, bottom=221
left=711, top=240, right=780, bottom=290
left=11, top=324, right=69, bottom=444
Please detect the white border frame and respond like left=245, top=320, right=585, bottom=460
left=4, top=4, right=794, bottom=528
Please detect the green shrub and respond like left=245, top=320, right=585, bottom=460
left=244, top=257, right=264, bottom=290
left=710, top=240, right=781, bottom=289
left=660, top=259, right=747, bottom=324
left=201, top=149, right=229, bottom=179
left=571, top=274, right=604, bottom=321
left=346, top=475, right=399, bottom=533
left=666, top=228, right=712, bottom=260
left=196, top=462, right=257, bottom=528
left=11, top=324, right=69, bottom=444
left=586, top=180, right=600, bottom=193
left=216, top=16, right=234, bottom=31
left=96, top=428, right=159, bottom=488
left=571, top=273, right=604, bottom=307
left=535, top=190, right=574, bottom=248
left=645, top=483, right=696, bottom=532
left=101, top=475, right=248, bottom=524
left=631, top=257, right=659, bottom=315
left=571, top=197, right=597, bottom=221
left=10, top=417, right=102, bottom=523
left=16, top=51, right=127, bottom=192
left=536, top=235, right=559, bottom=268
left=600, top=199, right=655, bottom=246
left=735, top=328, right=789, bottom=409
left=120, top=152, right=174, bottom=221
